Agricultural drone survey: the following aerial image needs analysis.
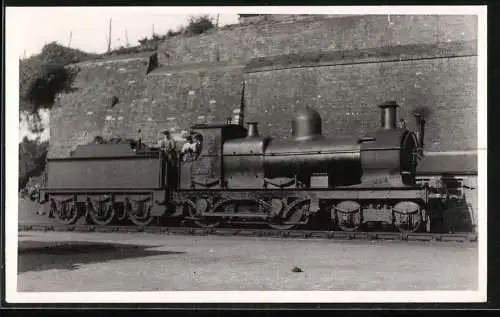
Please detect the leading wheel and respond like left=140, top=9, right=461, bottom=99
left=393, top=201, right=423, bottom=233
left=334, top=201, right=362, bottom=232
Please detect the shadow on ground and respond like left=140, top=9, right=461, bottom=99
left=18, top=240, right=185, bottom=273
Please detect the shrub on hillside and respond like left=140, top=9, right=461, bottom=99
left=185, top=15, right=215, bottom=36
left=19, top=136, right=48, bottom=193
left=108, top=46, right=151, bottom=56
left=19, top=42, right=89, bottom=194
left=133, top=15, right=214, bottom=47
left=137, top=33, right=168, bottom=49
left=167, top=29, right=183, bottom=37
left=19, top=42, right=85, bottom=122
left=38, top=41, right=98, bottom=65
left=19, top=57, right=45, bottom=115
left=20, top=61, right=80, bottom=114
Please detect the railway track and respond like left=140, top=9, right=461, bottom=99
left=18, top=223, right=478, bottom=244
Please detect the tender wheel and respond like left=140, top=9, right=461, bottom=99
left=268, top=199, right=309, bottom=230
left=186, top=199, right=220, bottom=229
left=52, top=198, right=80, bottom=225
left=126, top=199, right=155, bottom=227
left=87, top=197, right=116, bottom=226
left=393, top=201, right=423, bottom=233
left=333, top=200, right=362, bottom=232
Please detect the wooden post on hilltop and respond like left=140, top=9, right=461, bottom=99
left=107, top=18, right=112, bottom=53
left=68, top=31, right=73, bottom=48
left=125, top=29, right=129, bottom=47
left=216, top=14, right=220, bottom=29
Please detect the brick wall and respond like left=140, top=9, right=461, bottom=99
left=237, top=14, right=358, bottom=25
left=51, top=14, right=478, bottom=166
left=50, top=57, right=245, bottom=158
left=244, top=56, right=477, bottom=152
left=50, top=55, right=150, bottom=158
left=139, top=66, right=244, bottom=143
left=157, top=15, right=477, bottom=66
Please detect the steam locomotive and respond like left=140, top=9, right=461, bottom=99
left=38, top=101, right=451, bottom=233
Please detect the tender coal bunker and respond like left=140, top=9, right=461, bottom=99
left=18, top=241, right=185, bottom=273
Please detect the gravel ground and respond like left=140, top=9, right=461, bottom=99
left=17, top=231, right=478, bottom=292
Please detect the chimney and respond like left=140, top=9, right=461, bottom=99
left=246, top=122, right=259, bottom=137
left=378, top=101, right=399, bottom=130
left=414, top=113, right=426, bottom=155
left=232, top=108, right=242, bottom=125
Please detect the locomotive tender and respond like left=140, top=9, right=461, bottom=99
left=38, top=101, right=448, bottom=233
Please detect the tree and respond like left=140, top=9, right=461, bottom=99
left=18, top=42, right=91, bottom=194
left=19, top=136, right=48, bottom=193
left=19, top=42, right=88, bottom=131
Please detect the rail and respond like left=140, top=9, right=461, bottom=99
left=18, top=223, right=478, bottom=244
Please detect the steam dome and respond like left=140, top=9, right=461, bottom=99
left=292, top=107, right=322, bottom=141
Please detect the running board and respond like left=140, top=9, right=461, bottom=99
left=197, top=213, right=270, bottom=218
left=184, top=217, right=309, bottom=225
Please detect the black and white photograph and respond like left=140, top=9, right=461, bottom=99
left=5, top=6, right=487, bottom=304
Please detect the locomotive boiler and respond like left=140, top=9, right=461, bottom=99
left=247, top=101, right=420, bottom=189
left=38, top=100, right=447, bottom=233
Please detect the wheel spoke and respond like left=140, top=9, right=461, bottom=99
left=87, top=198, right=115, bottom=226
left=127, top=199, right=155, bottom=227
left=187, top=199, right=220, bottom=228
left=268, top=199, right=308, bottom=230
left=393, top=201, right=423, bottom=233
left=55, top=199, right=79, bottom=225
left=334, top=201, right=362, bottom=232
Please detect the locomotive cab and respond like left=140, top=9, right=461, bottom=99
left=223, top=122, right=272, bottom=189
left=179, top=123, right=247, bottom=190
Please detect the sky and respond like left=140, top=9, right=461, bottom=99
left=9, top=7, right=240, bottom=58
